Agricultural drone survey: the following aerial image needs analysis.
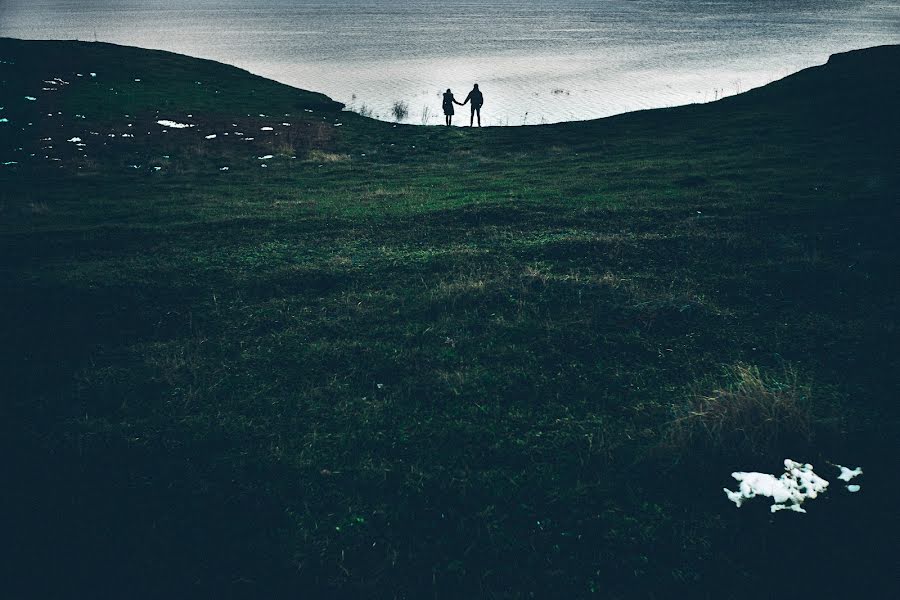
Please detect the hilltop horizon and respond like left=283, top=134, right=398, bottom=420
left=2, top=0, right=897, bottom=125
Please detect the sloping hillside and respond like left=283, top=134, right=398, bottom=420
left=1, top=39, right=898, bottom=599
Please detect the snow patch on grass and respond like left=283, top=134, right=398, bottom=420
left=836, top=465, right=862, bottom=482
left=156, top=120, right=194, bottom=129
left=724, top=459, right=829, bottom=514
left=725, top=459, right=866, bottom=514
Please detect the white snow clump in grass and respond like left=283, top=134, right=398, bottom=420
left=24, top=96, right=37, bottom=101
left=835, top=465, right=862, bottom=482
left=258, top=155, right=273, bottom=160
left=156, top=120, right=194, bottom=129
left=205, top=134, right=217, bottom=139
left=260, top=126, right=274, bottom=131
left=836, top=464, right=863, bottom=492
left=219, top=167, right=229, bottom=171
left=67, top=137, right=82, bottom=142
left=724, top=459, right=829, bottom=514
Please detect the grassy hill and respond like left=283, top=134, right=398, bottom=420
left=1, top=38, right=898, bottom=598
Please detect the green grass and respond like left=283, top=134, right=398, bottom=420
left=1, top=38, right=898, bottom=598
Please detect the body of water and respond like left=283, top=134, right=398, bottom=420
left=1, top=0, right=898, bottom=125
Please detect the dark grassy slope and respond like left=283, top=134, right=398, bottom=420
left=1, top=38, right=899, bottom=598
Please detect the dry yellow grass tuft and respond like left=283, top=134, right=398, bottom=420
left=665, top=364, right=820, bottom=457
left=306, top=149, right=350, bottom=163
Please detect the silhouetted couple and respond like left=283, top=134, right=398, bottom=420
left=442, top=84, right=483, bottom=127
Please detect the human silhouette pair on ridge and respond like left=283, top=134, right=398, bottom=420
left=442, top=84, right=483, bottom=127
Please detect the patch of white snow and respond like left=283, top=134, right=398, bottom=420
left=156, top=120, right=194, bottom=129
left=836, top=465, right=862, bottom=482
left=724, top=459, right=829, bottom=514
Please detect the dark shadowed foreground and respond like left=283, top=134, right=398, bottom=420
left=1, top=38, right=898, bottom=599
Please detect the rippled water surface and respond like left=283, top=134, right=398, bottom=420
left=2, top=0, right=897, bottom=125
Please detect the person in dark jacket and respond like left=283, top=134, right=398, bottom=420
left=442, top=89, right=462, bottom=126
left=462, top=83, right=484, bottom=127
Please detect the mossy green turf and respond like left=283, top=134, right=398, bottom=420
left=1, top=38, right=898, bottom=598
